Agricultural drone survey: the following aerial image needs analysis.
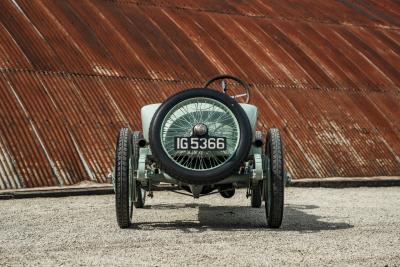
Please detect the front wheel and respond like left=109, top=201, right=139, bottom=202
left=264, top=128, right=284, bottom=228
left=115, top=128, right=133, bottom=228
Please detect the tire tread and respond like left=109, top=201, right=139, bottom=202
left=115, top=128, right=132, bottom=228
left=266, top=128, right=284, bottom=228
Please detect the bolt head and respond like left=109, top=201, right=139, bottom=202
left=193, top=123, right=208, bottom=136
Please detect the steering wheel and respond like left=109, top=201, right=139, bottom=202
left=203, top=74, right=251, bottom=104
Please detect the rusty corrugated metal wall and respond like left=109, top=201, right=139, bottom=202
left=0, top=0, right=399, bottom=189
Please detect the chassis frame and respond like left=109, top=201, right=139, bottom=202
left=129, top=144, right=267, bottom=199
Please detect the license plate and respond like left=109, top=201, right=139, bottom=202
left=174, top=137, right=226, bottom=151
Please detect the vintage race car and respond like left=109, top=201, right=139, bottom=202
left=113, top=75, right=285, bottom=228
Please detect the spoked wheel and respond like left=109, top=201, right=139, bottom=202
left=251, top=182, right=262, bottom=208
left=264, top=128, right=284, bottom=228
left=115, top=128, right=133, bottom=228
left=149, top=88, right=252, bottom=185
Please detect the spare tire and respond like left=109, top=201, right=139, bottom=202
left=149, top=88, right=252, bottom=185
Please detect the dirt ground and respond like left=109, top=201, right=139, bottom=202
left=0, top=187, right=399, bottom=266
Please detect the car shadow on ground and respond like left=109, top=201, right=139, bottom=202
left=133, top=203, right=353, bottom=233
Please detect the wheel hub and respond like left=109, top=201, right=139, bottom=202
left=193, top=123, right=208, bottom=136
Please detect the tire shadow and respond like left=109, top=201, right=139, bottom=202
left=134, top=203, right=353, bottom=233
left=279, top=204, right=353, bottom=232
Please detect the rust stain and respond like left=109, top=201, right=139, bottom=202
left=0, top=0, right=399, bottom=189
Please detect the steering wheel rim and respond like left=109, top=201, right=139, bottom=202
left=203, top=74, right=251, bottom=104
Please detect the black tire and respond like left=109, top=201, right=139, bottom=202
left=219, top=187, right=235, bottom=198
left=149, top=88, right=252, bottom=185
left=265, top=128, right=284, bottom=228
left=251, top=182, right=262, bottom=208
left=115, top=128, right=133, bottom=228
left=133, top=183, right=146, bottom=208
left=132, top=132, right=146, bottom=208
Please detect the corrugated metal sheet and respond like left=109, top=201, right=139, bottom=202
left=0, top=0, right=399, bottom=189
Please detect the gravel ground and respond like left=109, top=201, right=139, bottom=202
left=0, top=187, right=399, bottom=266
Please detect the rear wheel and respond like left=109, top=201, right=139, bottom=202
left=264, top=128, right=284, bottom=228
left=115, top=128, right=133, bottom=228
left=251, top=182, right=262, bottom=208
